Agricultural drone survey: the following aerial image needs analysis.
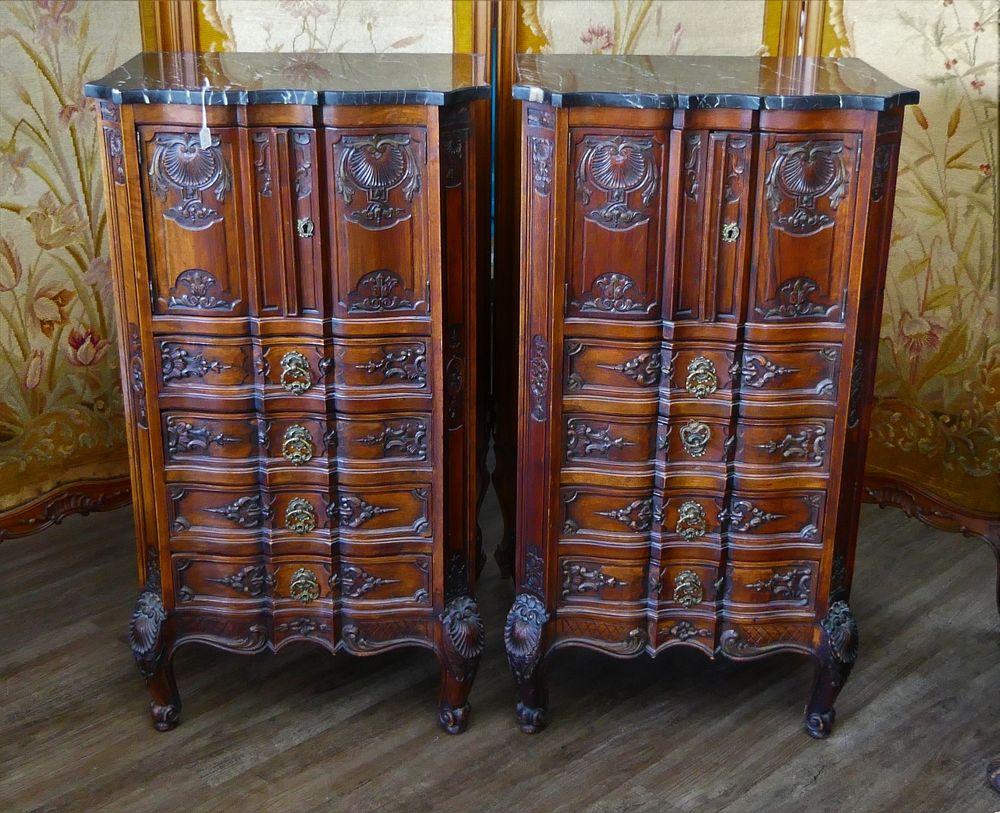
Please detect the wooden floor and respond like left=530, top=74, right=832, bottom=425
left=1, top=492, right=997, bottom=813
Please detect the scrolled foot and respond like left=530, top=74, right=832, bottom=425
left=516, top=701, right=546, bottom=734
left=804, top=709, right=835, bottom=740
left=439, top=703, right=471, bottom=735
left=804, top=600, right=857, bottom=740
left=151, top=701, right=180, bottom=732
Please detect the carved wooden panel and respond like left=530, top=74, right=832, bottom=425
left=171, top=554, right=270, bottom=607
left=155, top=337, right=254, bottom=398
left=560, top=487, right=655, bottom=543
left=332, top=486, right=431, bottom=540
left=558, top=557, right=646, bottom=605
left=725, top=560, right=818, bottom=612
left=750, top=133, right=860, bottom=324
left=725, top=491, right=826, bottom=546
left=140, top=127, right=248, bottom=318
left=737, top=343, right=840, bottom=401
left=562, top=414, right=655, bottom=470
left=327, top=128, right=429, bottom=322
left=566, top=129, right=666, bottom=319
left=735, top=419, right=834, bottom=474
left=338, top=555, right=432, bottom=607
left=167, top=485, right=273, bottom=543
left=249, top=128, right=323, bottom=318
left=564, top=340, right=663, bottom=397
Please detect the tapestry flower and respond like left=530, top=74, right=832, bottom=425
left=31, top=286, right=75, bottom=337
left=66, top=325, right=109, bottom=367
left=898, top=311, right=946, bottom=356
left=35, top=0, right=78, bottom=49
left=278, top=0, right=328, bottom=20
left=24, top=191, right=87, bottom=250
left=22, top=350, right=44, bottom=391
left=0, top=237, right=23, bottom=292
left=0, top=142, right=32, bottom=196
left=580, top=23, right=614, bottom=53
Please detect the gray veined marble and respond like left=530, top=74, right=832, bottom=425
left=513, top=54, right=919, bottom=111
left=84, top=52, right=489, bottom=107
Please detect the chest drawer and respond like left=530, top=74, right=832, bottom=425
left=156, top=336, right=254, bottom=402
left=738, top=343, right=840, bottom=402
left=734, top=418, right=834, bottom=475
left=564, top=339, right=663, bottom=402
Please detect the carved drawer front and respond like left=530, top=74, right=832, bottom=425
left=656, top=495, right=725, bottom=548
left=558, top=556, right=647, bottom=607
left=655, top=614, right=718, bottom=651
left=566, top=128, right=666, bottom=321
left=156, top=337, right=254, bottom=399
left=725, top=560, right=819, bottom=613
left=750, top=132, right=860, bottom=325
left=168, top=485, right=272, bottom=544
left=327, top=127, right=430, bottom=323
left=162, top=412, right=258, bottom=468
left=258, top=341, right=328, bottom=410
left=671, top=130, right=752, bottom=325
left=332, top=486, right=431, bottom=541
left=330, top=338, right=430, bottom=402
left=562, top=414, right=655, bottom=471
left=269, top=491, right=327, bottom=541
left=270, top=558, right=336, bottom=607
left=663, top=347, right=737, bottom=401
left=334, top=413, right=431, bottom=469
left=737, top=343, right=840, bottom=402
left=651, top=562, right=720, bottom=610
left=561, top=487, right=656, bottom=544
left=139, top=126, right=248, bottom=320
left=249, top=128, right=324, bottom=319
left=564, top=339, right=663, bottom=400
left=336, top=555, right=432, bottom=608
left=660, top=416, right=732, bottom=467
left=171, top=554, right=270, bottom=608
left=734, top=418, right=834, bottom=474
left=725, top=491, right=826, bottom=547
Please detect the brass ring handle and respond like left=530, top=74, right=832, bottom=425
left=676, top=500, right=708, bottom=540
left=289, top=567, right=320, bottom=602
left=673, top=570, right=704, bottom=607
left=721, top=222, right=740, bottom=243
left=285, top=497, right=316, bottom=534
left=296, top=217, right=314, bottom=238
left=281, top=424, right=314, bottom=465
left=685, top=356, right=719, bottom=399
left=279, top=350, right=312, bottom=394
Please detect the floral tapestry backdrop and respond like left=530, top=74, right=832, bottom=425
left=825, top=0, right=999, bottom=515
left=516, top=0, right=767, bottom=55
left=0, top=1, right=141, bottom=514
left=204, top=0, right=454, bottom=52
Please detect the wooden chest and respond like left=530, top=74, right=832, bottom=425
left=502, top=55, right=918, bottom=737
left=87, top=52, right=490, bottom=733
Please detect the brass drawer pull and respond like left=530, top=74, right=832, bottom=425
left=680, top=420, right=710, bottom=457
left=285, top=498, right=316, bottom=534
left=282, top=424, right=314, bottom=464
left=676, top=500, right=708, bottom=540
left=685, top=355, right=718, bottom=399
left=296, top=216, right=314, bottom=238
left=721, top=222, right=740, bottom=243
left=673, top=570, right=704, bottom=607
left=280, top=350, right=312, bottom=394
left=289, top=567, right=320, bottom=602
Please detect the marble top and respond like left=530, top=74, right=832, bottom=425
left=84, top=52, right=489, bottom=107
left=514, top=55, right=918, bottom=111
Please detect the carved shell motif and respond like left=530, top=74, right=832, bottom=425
left=441, top=595, right=486, bottom=660
left=821, top=601, right=859, bottom=664
left=504, top=593, right=549, bottom=681
left=149, top=132, right=232, bottom=231
left=337, top=134, right=420, bottom=230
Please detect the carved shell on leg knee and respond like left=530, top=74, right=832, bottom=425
left=441, top=595, right=485, bottom=660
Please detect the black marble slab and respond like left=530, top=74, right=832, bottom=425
left=514, top=55, right=918, bottom=111
left=85, top=52, right=489, bottom=107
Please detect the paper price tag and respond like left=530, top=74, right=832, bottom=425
left=199, top=77, right=211, bottom=149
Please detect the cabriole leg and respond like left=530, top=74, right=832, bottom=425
left=805, top=600, right=858, bottom=739
left=505, top=593, right=550, bottom=734
left=128, top=584, right=180, bottom=731
left=437, top=594, right=485, bottom=734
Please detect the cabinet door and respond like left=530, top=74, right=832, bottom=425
left=327, top=127, right=429, bottom=322
left=139, top=126, right=248, bottom=318
left=749, top=132, right=861, bottom=324
left=248, top=128, right=323, bottom=318
left=669, top=130, right=753, bottom=324
left=565, top=127, right=668, bottom=320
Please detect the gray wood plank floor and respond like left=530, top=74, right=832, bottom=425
left=1, top=494, right=997, bottom=813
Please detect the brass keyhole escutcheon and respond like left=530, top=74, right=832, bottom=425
left=289, top=567, right=320, bottom=602
left=680, top=420, right=711, bottom=458
left=676, top=500, right=708, bottom=540
left=721, top=222, right=740, bottom=243
left=279, top=350, right=312, bottom=394
left=281, top=424, right=314, bottom=465
left=673, top=570, right=704, bottom=607
left=296, top=216, right=314, bottom=238
left=285, top=497, right=316, bottom=534
left=685, top=356, right=719, bottom=399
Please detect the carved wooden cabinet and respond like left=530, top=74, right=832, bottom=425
left=504, top=56, right=917, bottom=737
left=87, top=52, right=489, bottom=733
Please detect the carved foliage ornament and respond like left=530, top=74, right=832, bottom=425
left=127, top=324, right=147, bottom=429
left=529, top=135, right=553, bottom=196
left=334, top=495, right=396, bottom=528
left=746, top=567, right=812, bottom=604
left=821, top=601, right=859, bottom=664
left=354, top=344, right=427, bottom=385
left=597, top=497, right=653, bottom=532
left=149, top=131, right=232, bottom=231
left=576, top=134, right=659, bottom=230
left=161, top=343, right=229, bottom=383
left=565, top=420, right=635, bottom=459
left=337, top=133, right=420, bottom=230
left=529, top=334, right=549, bottom=422
left=597, top=350, right=662, bottom=386
left=561, top=561, right=626, bottom=598
left=105, top=127, right=125, bottom=186
left=358, top=419, right=427, bottom=459
left=341, top=564, right=398, bottom=598
left=206, top=494, right=271, bottom=528
left=208, top=564, right=274, bottom=597
left=348, top=269, right=415, bottom=312
left=579, top=272, right=648, bottom=314
left=765, top=139, right=849, bottom=237
left=756, top=276, right=835, bottom=321
left=167, top=268, right=235, bottom=311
